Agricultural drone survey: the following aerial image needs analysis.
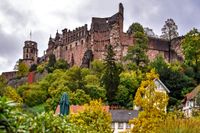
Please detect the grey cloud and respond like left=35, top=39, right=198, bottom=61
left=0, top=0, right=35, bottom=30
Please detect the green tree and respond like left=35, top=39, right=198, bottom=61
left=182, top=28, right=200, bottom=82
left=91, top=59, right=105, bottom=78
left=161, top=18, right=178, bottom=62
left=130, top=69, right=169, bottom=133
left=29, top=64, right=37, bottom=72
left=101, top=44, right=121, bottom=104
left=17, top=62, right=29, bottom=77
left=150, top=57, right=195, bottom=108
left=126, top=23, right=149, bottom=68
left=4, top=86, right=23, bottom=103
left=55, top=59, right=69, bottom=70
left=161, top=18, right=178, bottom=41
left=46, top=54, right=56, bottom=73
left=116, top=70, right=142, bottom=108
left=0, top=75, right=7, bottom=96
left=127, top=22, right=144, bottom=35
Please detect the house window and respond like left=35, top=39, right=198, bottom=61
left=111, top=123, right=115, bottom=129
left=66, top=46, right=68, bottom=50
left=126, top=123, right=131, bottom=129
left=118, top=123, right=123, bottom=129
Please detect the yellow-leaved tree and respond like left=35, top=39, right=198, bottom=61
left=69, top=100, right=112, bottom=133
left=130, top=69, right=169, bottom=133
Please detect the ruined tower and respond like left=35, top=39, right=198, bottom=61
left=22, top=40, right=38, bottom=66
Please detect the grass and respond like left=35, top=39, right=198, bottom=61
left=156, top=117, right=200, bottom=133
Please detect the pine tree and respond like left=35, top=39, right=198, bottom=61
left=101, top=45, right=121, bottom=104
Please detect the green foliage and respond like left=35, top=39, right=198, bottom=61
left=23, top=86, right=47, bottom=107
left=126, top=23, right=149, bottom=68
left=130, top=69, right=169, bottom=133
left=17, top=62, right=29, bottom=77
left=4, top=86, right=22, bottom=103
left=150, top=56, right=196, bottom=108
left=182, top=28, right=200, bottom=82
left=37, top=62, right=47, bottom=73
left=161, top=18, right=178, bottom=40
left=46, top=54, right=56, bottom=73
left=101, top=44, right=121, bottom=104
left=0, top=96, right=20, bottom=133
left=71, top=89, right=91, bottom=105
left=127, top=22, right=144, bottom=34
left=17, top=84, right=47, bottom=107
left=69, top=100, right=112, bottom=133
left=0, top=75, right=6, bottom=96
left=0, top=97, right=112, bottom=133
left=29, top=64, right=37, bottom=72
left=156, top=116, right=200, bottom=133
left=91, top=59, right=105, bottom=78
left=55, top=59, right=69, bottom=70
left=115, top=70, right=142, bottom=108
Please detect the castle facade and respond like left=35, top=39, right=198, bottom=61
left=19, top=3, right=185, bottom=72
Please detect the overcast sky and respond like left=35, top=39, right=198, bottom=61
left=0, top=0, right=199, bottom=74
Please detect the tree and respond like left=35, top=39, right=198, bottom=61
left=46, top=54, right=56, bottom=73
left=55, top=59, right=69, bottom=70
left=17, top=62, right=29, bottom=77
left=4, top=86, right=23, bottom=103
left=101, top=45, right=121, bottom=104
left=127, top=22, right=144, bottom=35
left=130, top=69, right=169, bottom=132
left=69, top=100, right=112, bottom=133
left=182, top=28, right=200, bottom=82
left=91, top=60, right=105, bottom=78
left=29, top=64, right=37, bottom=72
left=126, top=23, right=149, bottom=68
left=150, top=57, right=195, bottom=108
left=116, top=70, right=143, bottom=108
left=161, top=18, right=178, bottom=41
left=161, top=18, right=178, bottom=62
left=0, top=75, right=7, bottom=96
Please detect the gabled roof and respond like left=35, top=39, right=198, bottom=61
left=186, top=84, right=200, bottom=101
left=110, top=110, right=138, bottom=122
left=154, top=78, right=170, bottom=93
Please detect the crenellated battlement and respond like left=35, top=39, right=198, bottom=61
left=62, top=24, right=88, bottom=45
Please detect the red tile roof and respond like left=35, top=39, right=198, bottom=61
left=55, top=105, right=109, bottom=115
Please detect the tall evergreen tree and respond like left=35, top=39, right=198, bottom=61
left=101, top=45, right=121, bottom=104
left=46, top=54, right=56, bottom=73
left=161, top=18, right=179, bottom=62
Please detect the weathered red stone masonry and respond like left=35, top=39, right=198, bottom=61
left=2, top=3, right=183, bottom=81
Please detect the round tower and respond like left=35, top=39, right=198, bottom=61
left=23, top=40, right=38, bottom=65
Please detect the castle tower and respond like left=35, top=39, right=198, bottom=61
left=118, top=3, right=124, bottom=33
left=22, top=40, right=38, bottom=66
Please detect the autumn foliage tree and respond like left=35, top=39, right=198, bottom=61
left=17, top=62, right=29, bottom=77
left=69, top=100, right=112, bottom=133
left=130, top=69, right=169, bottom=133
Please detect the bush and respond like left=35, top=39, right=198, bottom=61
left=4, top=86, right=22, bottom=103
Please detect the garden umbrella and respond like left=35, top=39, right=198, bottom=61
left=59, top=92, right=70, bottom=115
